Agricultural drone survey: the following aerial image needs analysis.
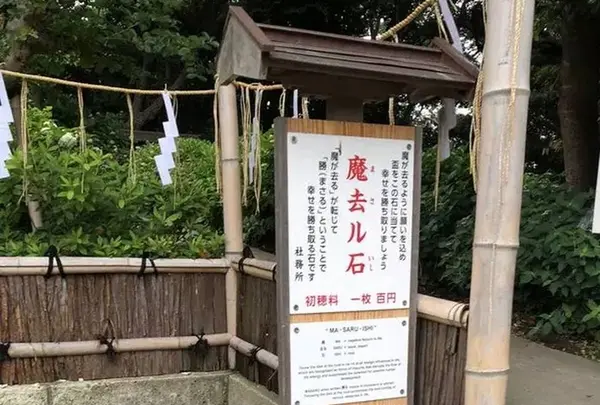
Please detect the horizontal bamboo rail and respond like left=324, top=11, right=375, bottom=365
left=232, top=257, right=277, bottom=281
left=231, top=257, right=469, bottom=328
left=229, top=336, right=279, bottom=370
left=5, top=334, right=232, bottom=358
left=0, top=257, right=230, bottom=276
left=4, top=334, right=278, bottom=371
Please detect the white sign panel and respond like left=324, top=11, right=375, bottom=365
left=289, top=317, right=409, bottom=405
left=286, top=132, right=414, bottom=314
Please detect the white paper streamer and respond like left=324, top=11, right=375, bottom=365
left=162, top=120, right=180, bottom=138
left=0, top=160, right=9, bottom=179
left=0, top=122, right=12, bottom=142
left=0, top=73, right=14, bottom=124
left=437, top=98, right=457, bottom=161
left=292, top=89, right=299, bottom=118
left=159, top=136, right=177, bottom=154
left=161, top=92, right=177, bottom=123
left=0, top=141, right=11, bottom=161
left=154, top=155, right=173, bottom=185
left=154, top=92, right=181, bottom=185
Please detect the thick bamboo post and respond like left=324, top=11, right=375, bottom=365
left=218, top=83, right=243, bottom=370
left=464, top=1, right=535, bottom=405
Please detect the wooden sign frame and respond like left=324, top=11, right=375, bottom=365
left=275, top=118, right=422, bottom=405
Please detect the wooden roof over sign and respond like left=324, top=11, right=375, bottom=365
left=217, top=6, right=479, bottom=101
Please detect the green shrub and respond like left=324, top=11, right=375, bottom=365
left=242, top=130, right=276, bottom=252
left=427, top=148, right=600, bottom=339
left=0, top=107, right=224, bottom=258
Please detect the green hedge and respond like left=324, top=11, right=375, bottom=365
left=0, top=107, right=224, bottom=258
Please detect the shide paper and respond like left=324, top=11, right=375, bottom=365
left=154, top=92, right=180, bottom=185
left=0, top=73, right=13, bottom=179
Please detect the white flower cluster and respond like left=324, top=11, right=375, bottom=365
left=154, top=92, right=180, bottom=185
left=0, top=73, right=13, bottom=179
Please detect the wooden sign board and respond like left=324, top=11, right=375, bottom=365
left=275, top=118, right=422, bottom=405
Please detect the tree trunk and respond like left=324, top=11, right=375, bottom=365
left=132, top=71, right=186, bottom=129
left=559, top=9, right=600, bottom=191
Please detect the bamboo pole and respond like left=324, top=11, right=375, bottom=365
left=0, top=257, right=230, bottom=276
left=232, top=257, right=277, bottom=281
left=464, top=1, right=534, bottom=405
left=7, top=334, right=232, bottom=358
left=230, top=258, right=469, bottom=328
left=417, top=294, right=468, bottom=328
left=218, top=83, right=244, bottom=370
left=229, top=336, right=279, bottom=370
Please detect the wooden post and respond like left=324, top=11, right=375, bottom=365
left=464, top=1, right=535, bottom=405
left=218, top=83, right=243, bottom=370
left=326, top=98, right=363, bottom=122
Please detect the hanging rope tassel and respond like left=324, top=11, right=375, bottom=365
left=388, top=97, right=395, bottom=125
left=470, top=56, right=485, bottom=193
left=172, top=93, right=180, bottom=205
left=301, top=96, right=309, bottom=119
left=279, top=89, right=286, bottom=117
left=77, top=87, right=86, bottom=152
left=250, top=88, right=264, bottom=213
left=19, top=79, right=29, bottom=204
left=125, top=94, right=136, bottom=185
left=240, top=87, right=250, bottom=205
left=433, top=0, right=449, bottom=41
left=76, top=86, right=87, bottom=194
left=213, top=78, right=221, bottom=197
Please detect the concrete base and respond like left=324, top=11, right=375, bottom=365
left=0, top=372, right=277, bottom=405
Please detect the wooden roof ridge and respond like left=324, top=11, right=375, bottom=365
left=218, top=6, right=479, bottom=101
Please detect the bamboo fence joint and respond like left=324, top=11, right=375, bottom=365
left=229, top=336, right=279, bottom=370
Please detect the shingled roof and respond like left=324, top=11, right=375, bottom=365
left=217, top=6, right=478, bottom=101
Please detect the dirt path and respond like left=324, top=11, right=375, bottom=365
left=508, top=336, right=600, bottom=404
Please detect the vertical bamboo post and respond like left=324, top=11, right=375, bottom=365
left=218, top=84, right=243, bottom=370
left=465, top=1, right=535, bottom=405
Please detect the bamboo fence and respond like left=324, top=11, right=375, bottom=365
left=0, top=254, right=469, bottom=405
left=0, top=258, right=229, bottom=384
left=232, top=258, right=469, bottom=405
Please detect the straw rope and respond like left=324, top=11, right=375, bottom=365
left=77, top=87, right=87, bottom=193
left=469, top=0, right=487, bottom=192
left=377, top=0, right=435, bottom=40
left=499, top=0, right=524, bottom=206
left=0, top=69, right=284, bottom=95
left=253, top=88, right=264, bottom=212
left=301, top=96, right=310, bottom=119
left=433, top=0, right=449, bottom=41
left=241, top=87, right=251, bottom=205
left=279, top=89, right=286, bottom=117
left=388, top=97, right=395, bottom=125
